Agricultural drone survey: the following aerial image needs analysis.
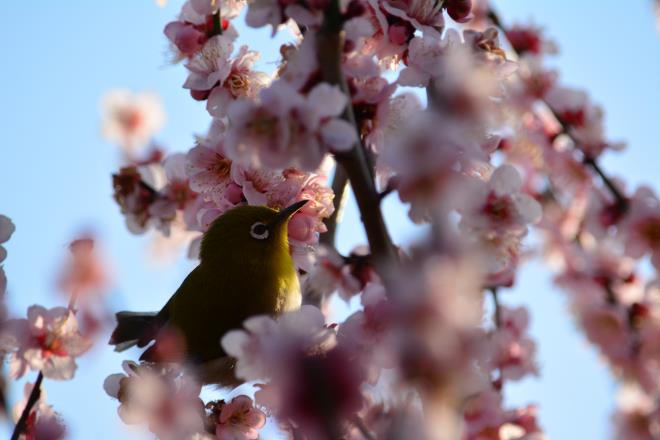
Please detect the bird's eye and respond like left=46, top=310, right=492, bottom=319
left=250, top=222, right=269, bottom=240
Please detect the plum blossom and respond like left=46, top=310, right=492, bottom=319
left=458, top=164, right=542, bottom=278
left=183, top=35, right=234, bottom=97
left=459, top=165, right=542, bottom=235
left=225, top=81, right=357, bottom=171
left=612, top=385, right=660, bottom=440
left=0, top=306, right=91, bottom=380
left=621, top=186, right=660, bottom=270
left=303, top=246, right=375, bottom=302
left=214, top=395, right=266, bottom=440
left=390, top=254, right=489, bottom=399
left=186, top=136, right=240, bottom=211
left=545, top=86, right=625, bottom=159
left=488, top=306, right=538, bottom=381
left=206, top=46, right=270, bottom=117
left=221, top=305, right=336, bottom=381
left=104, top=361, right=206, bottom=440
left=164, top=0, right=242, bottom=59
left=57, top=237, right=108, bottom=303
left=101, top=90, right=165, bottom=153
left=149, top=153, right=199, bottom=234
left=12, top=382, right=66, bottom=440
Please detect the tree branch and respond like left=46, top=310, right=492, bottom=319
left=321, top=164, right=349, bottom=247
left=316, top=0, right=397, bottom=275
left=10, top=372, right=43, bottom=440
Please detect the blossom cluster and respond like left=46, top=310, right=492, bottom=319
left=91, top=0, right=660, bottom=439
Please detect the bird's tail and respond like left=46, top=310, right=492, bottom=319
left=109, top=311, right=160, bottom=352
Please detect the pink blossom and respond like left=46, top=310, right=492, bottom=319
left=245, top=0, right=285, bottom=33
left=226, top=81, right=357, bottom=171
left=57, top=237, right=109, bottom=303
left=621, top=186, right=660, bottom=270
left=545, top=86, right=625, bottom=159
left=221, top=305, right=336, bottom=381
left=612, top=385, right=659, bottom=440
left=0, top=306, right=91, bottom=380
left=206, top=46, right=270, bottom=117
left=12, top=382, right=66, bottom=440
left=215, top=395, right=266, bottom=440
left=164, top=21, right=207, bottom=57
left=463, top=389, right=507, bottom=438
left=183, top=35, right=234, bottom=95
left=459, top=164, right=542, bottom=236
left=101, top=89, right=165, bottom=153
left=489, top=306, right=539, bottom=381
left=505, top=24, right=557, bottom=56
left=104, top=361, right=206, bottom=440
left=379, top=0, right=444, bottom=37
left=148, top=153, right=199, bottom=234
left=390, top=254, right=490, bottom=396
left=186, top=137, right=238, bottom=210
left=382, top=112, right=491, bottom=223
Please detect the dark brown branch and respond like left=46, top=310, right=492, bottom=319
left=212, top=7, right=223, bottom=36
left=321, top=165, right=349, bottom=247
left=316, top=0, right=397, bottom=275
left=10, top=372, right=43, bottom=440
left=490, top=287, right=502, bottom=329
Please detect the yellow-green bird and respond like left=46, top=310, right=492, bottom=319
left=109, top=201, right=307, bottom=385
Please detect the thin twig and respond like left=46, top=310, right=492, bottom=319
left=10, top=372, right=44, bottom=440
left=321, top=165, right=349, bottom=247
left=490, top=287, right=502, bottom=329
left=212, top=4, right=223, bottom=36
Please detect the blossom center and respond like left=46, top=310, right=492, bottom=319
left=227, top=72, right=249, bottom=97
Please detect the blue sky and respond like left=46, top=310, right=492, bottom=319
left=1, top=0, right=660, bottom=438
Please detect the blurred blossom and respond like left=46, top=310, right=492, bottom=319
left=12, top=382, right=66, bottom=440
left=621, top=186, right=660, bottom=270
left=221, top=305, right=336, bottom=381
left=0, top=306, right=91, bottom=380
left=57, top=237, right=109, bottom=303
left=303, top=245, right=376, bottom=302
left=612, top=385, right=660, bottom=440
left=213, top=395, right=266, bottom=440
left=104, top=361, right=206, bottom=440
left=101, top=89, right=165, bottom=155
left=488, top=306, right=539, bottom=381
left=225, top=81, right=357, bottom=171
left=458, top=164, right=542, bottom=283
left=1, top=215, right=15, bottom=307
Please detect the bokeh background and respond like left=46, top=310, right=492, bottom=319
left=1, top=0, right=660, bottom=438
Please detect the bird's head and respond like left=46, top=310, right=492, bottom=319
left=199, top=200, right=308, bottom=264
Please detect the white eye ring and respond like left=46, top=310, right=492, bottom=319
left=250, top=222, right=269, bottom=240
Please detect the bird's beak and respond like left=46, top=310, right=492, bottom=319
left=273, top=200, right=308, bottom=225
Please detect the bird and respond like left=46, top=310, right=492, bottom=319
left=109, top=200, right=307, bottom=385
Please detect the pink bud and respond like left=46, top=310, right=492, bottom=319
left=164, top=22, right=206, bottom=56
left=225, top=183, right=244, bottom=205
left=288, top=213, right=316, bottom=243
